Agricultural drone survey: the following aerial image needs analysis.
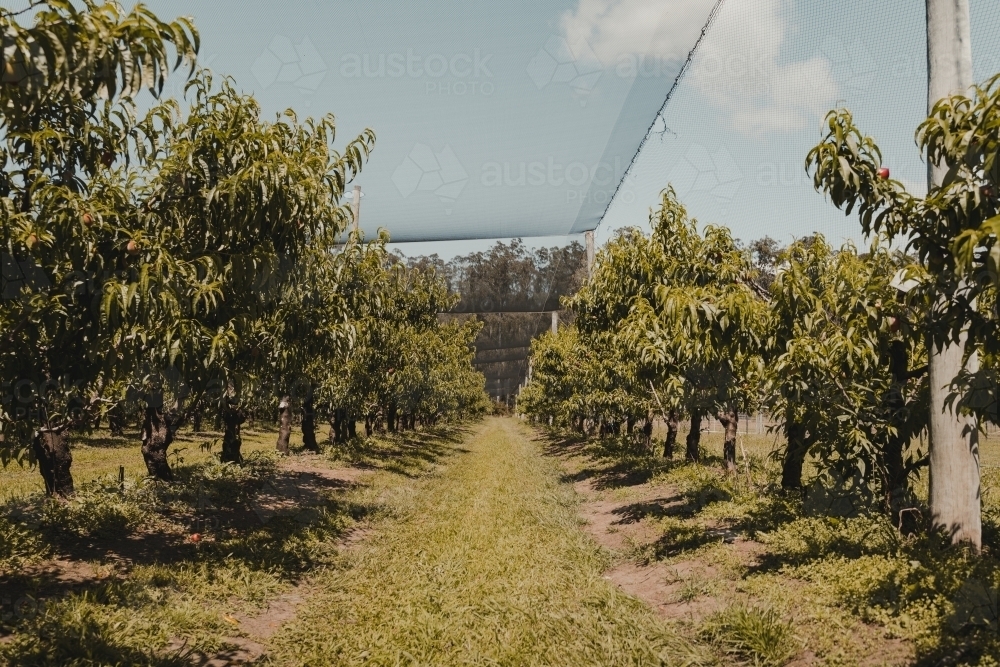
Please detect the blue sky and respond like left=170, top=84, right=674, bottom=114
left=124, top=0, right=1000, bottom=259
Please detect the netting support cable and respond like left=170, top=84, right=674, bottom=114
left=598, top=0, right=728, bottom=233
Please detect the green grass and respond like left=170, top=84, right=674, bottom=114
left=0, top=425, right=282, bottom=502
left=545, top=424, right=1000, bottom=667
left=6, top=418, right=999, bottom=665
left=0, top=423, right=465, bottom=666
left=265, top=417, right=706, bottom=667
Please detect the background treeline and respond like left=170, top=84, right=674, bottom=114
left=400, top=240, right=587, bottom=402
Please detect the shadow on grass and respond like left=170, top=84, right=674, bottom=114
left=538, top=424, right=1000, bottom=663
left=538, top=430, right=679, bottom=491
left=331, top=426, right=470, bottom=478
left=0, top=424, right=472, bottom=666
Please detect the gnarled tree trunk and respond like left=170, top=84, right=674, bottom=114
left=664, top=410, right=678, bottom=459
left=301, top=396, right=319, bottom=453
left=141, top=406, right=176, bottom=481
left=641, top=418, right=653, bottom=451
left=221, top=405, right=246, bottom=463
left=330, top=408, right=341, bottom=445
left=387, top=403, right=398, bottom=433
left=686, top=410, right=702, bottom=462
left=719, top=406, right=739, bottom=473
left=33, top=430, right=74, bottom=497
left=108, top=404, right=125, bottom=437
left=885, top=340, right=920, bottom=526
left=781, top=410, right=807, bottom=490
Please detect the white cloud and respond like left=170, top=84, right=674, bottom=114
left=559, top=0, right=718, bottom=66
left=690, top=0, right=838, bottom=135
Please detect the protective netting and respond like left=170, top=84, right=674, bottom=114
left=124, top=0, right=720, bottom=242
left=403, top=240, right=586, bottom=398
left=599, top=0, right=1000, bottom=249
left=115, top=0, right=1000, bottom=399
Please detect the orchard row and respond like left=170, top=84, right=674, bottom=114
left=0, top=3, right=489, bottom=496
left=521, top=78, right=1000, bottom=551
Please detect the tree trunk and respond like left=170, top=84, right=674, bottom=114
left=330, top=408, right=341, bottom=445
left=387, top=404, right=398, bottom=433
left=32, top=430, right=74, bottom=497
left=884, top=421, right=908, bottom=526
left=686, top=410, right=702, bottom=462
left=192, top=407, right=203, bottom=433
left=885, top=342, right=917, bottom=526
left=641, top=419, right=653, bottom=451
left=221, top=405, right=245, bottom=463
left=663, top=410, right=678, bottom=459
left=365, top=415, right=373, bottom=437
left=141, top=406, right=175, bottom=481
left=347, top=417, right=357, bottom=439
left=276, top=395, right=292, bottom=454
left=108, top=404, right=125, bottom=437
left=302, top=396, right=319, bottom=453
left=719, top=407, right=739, bottom=473
left=781, top=411, right=807, bottom=490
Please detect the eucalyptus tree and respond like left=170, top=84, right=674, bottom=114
left=807, top=74, right=1000, bottom=547
left=0, top=1, right=198, bottom=495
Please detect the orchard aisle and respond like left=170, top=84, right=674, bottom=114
left=265, top=417, right=696, bottom=666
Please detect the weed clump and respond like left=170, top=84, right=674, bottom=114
left=758, top=514, right=899, bottom=563
left=37, top=477, right=158, bottom=539
left=0, top=513, right=48, bottom=572
left=700, top=604, right=797, bottom=666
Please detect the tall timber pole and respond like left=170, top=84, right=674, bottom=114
left=585, top=230, right=595, bottom=277
left=351, top=185, right=362, bottom=234
left=926, top=0, right=981, bottom=549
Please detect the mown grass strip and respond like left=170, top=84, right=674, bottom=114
left=266, top=417, right=703, bottom=667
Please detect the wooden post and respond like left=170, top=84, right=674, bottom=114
left=551, top=311, right=558, bottom=335
left=351, top=185, right=362, bottom=233
left=926, top=0, right=981, bottom=550
left=585, top=230, right=595, bottom=277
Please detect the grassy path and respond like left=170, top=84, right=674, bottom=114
left=266, top=417, right=697, bottom=666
